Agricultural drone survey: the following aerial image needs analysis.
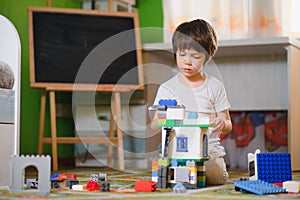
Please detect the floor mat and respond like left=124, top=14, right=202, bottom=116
left=0, top=168, right=299, bottom=199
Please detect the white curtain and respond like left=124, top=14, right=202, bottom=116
left=162, top=0, right=292, bottom=42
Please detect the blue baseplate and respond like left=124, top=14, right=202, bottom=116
left=234, top=180, right=287, bottom=195
left=256, top=153, right=292, bottom=183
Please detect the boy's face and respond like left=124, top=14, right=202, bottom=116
left=176, top=48, right=207, bottom=79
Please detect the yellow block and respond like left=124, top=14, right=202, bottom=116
left=158, top=119, right=166, bottom=125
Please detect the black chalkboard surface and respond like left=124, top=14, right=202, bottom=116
left=28, top=7, right=143, bottom=91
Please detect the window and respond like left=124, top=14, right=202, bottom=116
left=176, top=137, right=188, bottom=152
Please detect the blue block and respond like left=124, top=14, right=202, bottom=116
left=171, top=160, right=178, bottom=167
left=152, top=172, right=158, bottom=177
left=50, top=173, right=60, bottom=179
left=158, top=99, right=177, bottom=106
left=187, top=112, right=198, bottom=119
left=234, top=180, right=286, bottom=195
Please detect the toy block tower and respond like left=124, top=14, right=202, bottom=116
left=149, top=99, right=210, bottom=189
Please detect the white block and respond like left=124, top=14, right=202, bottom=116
left=183, top=117, right=209, bottom=125
left=198, top=117, right=209, bottom=125
left=167, top=108, right=185, bottom=120
left=72, top=184, right=84, bottom=191
left=151, top=176, right=158, bottom=183
left=248, top=149, right=260, bottom=180
left=283, top=181, right=300, bottom=193
left=183, top=118, right=199, bottom=125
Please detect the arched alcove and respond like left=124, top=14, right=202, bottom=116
left=23, top=165, right=39, bottom=190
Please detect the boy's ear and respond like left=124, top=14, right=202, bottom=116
left=205, top=56, right=212, bottom=65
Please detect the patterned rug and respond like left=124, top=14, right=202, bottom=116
left=0, top=167, right=299, bottom=199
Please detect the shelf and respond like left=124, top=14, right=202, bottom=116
left=142, top=36, right=300, bottom=57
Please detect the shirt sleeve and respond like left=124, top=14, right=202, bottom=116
left=213, top=82, right=231, bottom=112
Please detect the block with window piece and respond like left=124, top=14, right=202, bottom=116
left=149, top=99, right=209, bottom=160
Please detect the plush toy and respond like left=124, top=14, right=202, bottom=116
left=0, top=61, right=14, bottom=89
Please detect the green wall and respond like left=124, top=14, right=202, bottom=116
left=137, top=0, right=163, bottom=43
left=0, top=0, right=163, bottom=158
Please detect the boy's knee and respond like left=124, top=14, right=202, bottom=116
left=204, top=157, right=228, bottom=185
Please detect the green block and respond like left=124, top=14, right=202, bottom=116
left=197, top=176, right=206, bottom=182
left=158, top=158, right=170, bottom=166
left=197, top=181, right=206, bottom=188
left=157, top=119, right=166, bottom=126
left=171, top=158, right=208, bottom=163
left=165, top=119, right=176, bottom=127
left=160, top=119, right=210, bottom=128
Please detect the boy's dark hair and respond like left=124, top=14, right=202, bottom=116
left=172, top=19, right=218, bottom=62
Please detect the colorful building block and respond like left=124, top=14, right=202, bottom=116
left=159, top=99, right=177, bottom=106
left=26, top=179, right=38, bottom=189
left=72, top=184, right=84, bottom=191
left=100, top=181, right=110, bottom=192
left=86, top=181, right=99, bottom=191
left=134, top=180, right=156, bottom=192
left=282, top=181, right=300, bottom=193
left=66, top=179, right=79, bottom=189
left=51, top=178, right=61, bottom=189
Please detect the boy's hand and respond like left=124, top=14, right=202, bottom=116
left=210, top=110, right=232, bottom=134
left=210, top=116, right=225, bottom=133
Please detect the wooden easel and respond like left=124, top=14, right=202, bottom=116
left=38, top=87, right=127, bottom=171
left=35, top=0, right=140, bottom=171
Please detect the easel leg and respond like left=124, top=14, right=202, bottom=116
left=38, top=89, right=46, bottom=155
left=108, top=0, right=113, bottom=11
left=46, top=0, right=51, bottom=7
left=49, top=91, right=58, bottom=171
left=114, top=92, right=124, bottom=170
left=107, top=109, right=114, bottom=167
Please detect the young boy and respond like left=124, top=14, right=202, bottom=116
left=151, top=19, right=232, bottom=185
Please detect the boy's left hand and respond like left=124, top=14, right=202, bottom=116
left=209, top=110, right=232, bottom=134
left=210, top=116, right=225, bottom=133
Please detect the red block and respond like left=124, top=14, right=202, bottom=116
left=86, top=181, right=99, bottom=191
left=134, top=180, right=156, bottom=192
left=273, top=182, right=283, bottom=187
left=57, top=173, right=67, bottom=181
left=67, top=174, right=77, bottom=180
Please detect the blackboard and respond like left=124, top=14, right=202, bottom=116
left=28, top=7, right=143, bottom=91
